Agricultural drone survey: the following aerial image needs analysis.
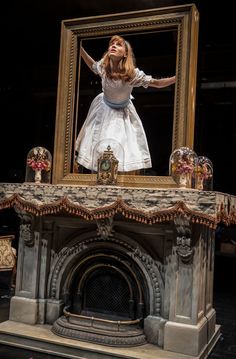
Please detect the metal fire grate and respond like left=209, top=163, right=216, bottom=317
left=83, top=267, right=130, bottom=317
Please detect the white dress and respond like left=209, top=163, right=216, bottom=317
left=75, top=59, right=153, bottom=172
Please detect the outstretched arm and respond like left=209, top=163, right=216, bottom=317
left=80, top=46, right=96, bottom=71
left=149, top=75, right=176, bottom=88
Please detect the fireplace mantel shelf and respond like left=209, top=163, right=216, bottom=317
left=0, top=183, right=235, bottom=227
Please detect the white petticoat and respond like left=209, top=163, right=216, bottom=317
left=75, top=93, right=152, bottom=172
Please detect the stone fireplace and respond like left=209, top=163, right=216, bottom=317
left=49, top=218, right=165, bottom=346
left=0, top=183, right=235, bottom=358
left=17, top=214, right=171, bottom=348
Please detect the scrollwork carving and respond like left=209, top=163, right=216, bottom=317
left=174, top=214, right=194, bottom=263
left=16, top=210, right=34, bottom=247
left=96, top=217, right=114, bottom=240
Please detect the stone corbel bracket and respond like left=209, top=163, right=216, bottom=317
left=96, top=217, right=114, bottom=240
left=174, top=214, right=194, bottom=263
left=16, top=210, right=34, bottom=247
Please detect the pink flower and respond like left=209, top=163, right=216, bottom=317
left=174, top=159, right=194, bottom=174
left=27, top=148, right=51, bottom=172
left=195, top=164, right=212, bottom=180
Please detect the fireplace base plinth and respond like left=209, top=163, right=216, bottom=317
left=0, top=320, right=221, bottom=359
left=52, top=315, right=147, bottom=347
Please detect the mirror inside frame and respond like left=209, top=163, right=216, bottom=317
left=52, top=4, right=199, bottom=187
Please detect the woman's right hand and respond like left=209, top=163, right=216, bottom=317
left=80, top=46, right=95, bottom=71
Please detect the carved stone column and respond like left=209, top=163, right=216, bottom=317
left=10, top=210, right=41, bottom=324
left=164, top=214, right=219, bottom=356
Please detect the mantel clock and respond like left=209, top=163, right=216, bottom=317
left=97, top=146, right=118, bottom=185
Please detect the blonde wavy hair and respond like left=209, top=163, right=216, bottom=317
left=102, top=35, right=136, bottom=81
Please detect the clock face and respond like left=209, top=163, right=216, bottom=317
left=100, top=159, right=111, bottom=171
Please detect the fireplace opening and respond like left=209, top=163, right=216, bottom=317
left=52, top=249, right=149, bottom=346
left=76, top=266, right=132, bottom=319
left=70, top=254, right=146, bottom=321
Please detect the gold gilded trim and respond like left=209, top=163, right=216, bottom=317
left=52, top=4, right=199, bottom=187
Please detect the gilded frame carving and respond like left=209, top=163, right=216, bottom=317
left=52, top=4, right=199, bottom=187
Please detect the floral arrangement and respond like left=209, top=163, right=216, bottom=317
left=169, top=147, right=197, bottom=188
left=195, top=163, right=212, bottom=180
left=172, top=157, right=194, bottom=175
left=27, top=147, right=51, bottom=172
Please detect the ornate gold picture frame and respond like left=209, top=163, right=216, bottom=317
left=52, top=4, right=199, bottom=187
